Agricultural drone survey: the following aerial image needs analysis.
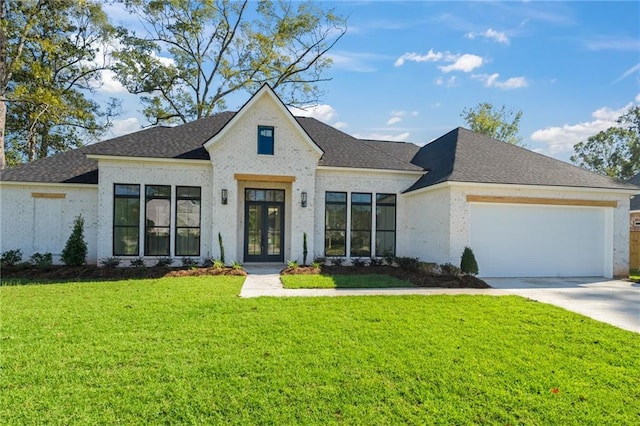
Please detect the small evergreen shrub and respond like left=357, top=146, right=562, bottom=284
left=30, top=252, right=53, bottom=267
left=303, top=232, right=308, bottom=266
left=383, top=250, right=395, bottom=266
left=440, top=262, right=462, bottom=276
left=61, top=215, right=87, bottom=266
left=1, top=249, right=23, bottom=267
left=369, top=257, right=382, bottom=267
left=130, top=257, right=146, bottom=268
left=287, top=259, right=299, bottom=269
left=352, top=257, right=365, bottom=267
left=218, top=232, right=225, bottom=264
left=100, top=257, right=121, bottom=268
left=460, top=246, right=479, bottom=275
left=181, top=257, right=198, bottom=268
left=201, top=257, right=215, bottom=268
left=331, top=257, right=343, bottom=266
left=311, top=261, right=321, bottom=269
left=155, top=257, right=174, bottom=267
left=231, top=261, right=243, bottom=270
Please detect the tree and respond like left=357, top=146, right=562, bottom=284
left=61, top=214, right=88, bottom=266
left=1, top=0, right=117, bottom=167
left=571, top=106, right=640, bottom=180
left=461, top=102, right=523, bottom=145
left=112, top=0, right=346, bottom=126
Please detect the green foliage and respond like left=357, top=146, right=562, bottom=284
left=302, top=232, right=308, bottom=266
left=311, top=261, right=322, bottom=269
left=181, top=257, right=198, bottom=269
left=394, top=256, right=420, bottom=272
left=130, top=257, right=146, bottom=268
left=1, top=249, right=23, bottom=267
left=351, top=257, right=365, bottom=267
left=571, top=106, right=640, bottom=180
left=3, top=0, right=119, bottom=164
left=231, top=261, right=243, bottom=271
left=460, top=246, right=479, bottom=275
left=330, top=257, right=343, bottom=266
left=440, top=263, right=462, bottom=276
left=461, top=102, right=523, bottom=145
left=218, top=232, right=225, bottom=265
left=30, top=252, right=53, bottom=268
left=287, top=259, right=299, bottom=269
left=369, top=257, right=381, bottom=267
left=155, top=257, right=173, bottom=267
left=282, top=274, right=414, bottom=289
left=61, top=215, right=87, bottom=266
left=112, top=0, right=346, bottom=126
left=100, top=257, right=121, bottom=268
left=382, top=250, right=395, bottom=266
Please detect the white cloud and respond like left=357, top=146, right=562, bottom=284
left=333, top=121, right=348, bottom=130
left=109, top=117, right=141, bottom=138
left=394, top=49, right=443, bottom=67
left=98, top=69, right=128, bottom=94
left=613, top=63, right=640, bottom=84
left=353, top=132, right=411, bottom=142
left=531, top=102, right=632, bottom=155
left=472, top=73, right=528, bottom=89
left=636, top=93, right=640, bottom=103
left=329, top=51, right=379, bottom=72
left=387, top=116, right=402, bottom=125
left=435, top=75, right=458, bottom=87
left=439, top=54, right=484, bottom=73
left=289, top=104, right=338, bottom=123
left=466, top=28, right=510, bottom=45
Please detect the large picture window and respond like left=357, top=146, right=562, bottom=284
left=175, top=186, right=201, bottom=256
left=325, top=192, right=347, bottom=256
left=113, top=184, right=140, bottom=256
left=351, top=193, right=372, bottom=257
left=145, top=185, right=171, bottom=256
left=376, top=193, right=396, bottom=256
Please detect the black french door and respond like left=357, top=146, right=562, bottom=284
left=244, top=189, right=285, bottom=262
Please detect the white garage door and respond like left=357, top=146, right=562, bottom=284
left=469, top=203, right=606, bottom=277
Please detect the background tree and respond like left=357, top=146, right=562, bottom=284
left=461, top=102, right=523, bottom=146
left=1, top=0, right=117, bottom=167
left=570, top=106, right=640, bottom=180
left=113, top=0, right=347, bottom=126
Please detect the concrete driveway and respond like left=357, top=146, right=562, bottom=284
left=483, top=277, right=640, bottom=333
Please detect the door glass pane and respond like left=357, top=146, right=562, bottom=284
left=267, top=206, right=281, bottom=256
left=247, top=204, right=262, bottom=256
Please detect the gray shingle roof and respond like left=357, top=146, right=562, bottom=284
left=405, top=127, right=638, bottom=192
left=0, top=112, right=422, bottom=184
left=630, top=172, right=640, bottom=210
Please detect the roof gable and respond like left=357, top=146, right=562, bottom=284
left=202, top=84, right=323, bottom=157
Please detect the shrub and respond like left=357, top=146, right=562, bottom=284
left=218, top=232, right=225, bottom=264
left=314, top=257, right=326, bottom=266
left=369, top=257, right=382, bottom=267
left=30, top=252, right=53, bottom=267
left=287, top=259, right=299, bottom=269
left=383, top=250, right=395, bottom=266
left=395, top=256, right=420, bottom=272
left=181, top=257, right=198, bottom=268
left=61, top=215, right=87, bottom=266
left=100, top=257, right=121, bottom=268
left=130, top=257, right=146, bottom=268
left=1, top=249, right=22, bottom=267
left=440, top=262, right=462, bottom=276
left=418, top=262, right=438, bottom=274
left=231, top=261, right=243, bottom=270
left=155, top=257, right=173, bottom=267
left=213, top=259, right=225, bottom=269
left=460, top=246, right=479, bottom=275
left=352, top=257, right=365, bottom=267
left=311, top=261, right=321, bottom=269
left=331, top=257, right=343, bottom=266
left=201, top=257, right=215, bottom=268
left=303, top=232, right=308, bottom=266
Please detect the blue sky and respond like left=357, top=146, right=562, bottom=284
left=101, top=1, right=640, bottom=162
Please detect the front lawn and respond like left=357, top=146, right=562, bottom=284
left=1, top=277, right=639, bottom=424
left=630, top=269, right=640, bottom=281
left=281, top=273, right=414, bottom=288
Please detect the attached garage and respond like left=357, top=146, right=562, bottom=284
left=469, top=200, right=612, bottom=277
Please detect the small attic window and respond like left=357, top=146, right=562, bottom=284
left=257, top=126, right=274, bottom=155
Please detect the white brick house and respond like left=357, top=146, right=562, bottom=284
left=1, top=85, right=638, bottom=277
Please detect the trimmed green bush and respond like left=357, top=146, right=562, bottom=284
left=460, top=246, right=479, bottom=275
left=30, top=252, right=53, bottom=267
left=1, top=249, right=23, bottom=267
left=61, top=215, right=87, bottom=266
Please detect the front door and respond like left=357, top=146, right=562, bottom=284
left=244, top=189, right=285, bottom=262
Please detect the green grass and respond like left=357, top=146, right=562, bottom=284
left=281, top=273, right=414, bottom=289
left=1, top=276, right=639, bottom=424
left=630, top=269, right=640, bottom=281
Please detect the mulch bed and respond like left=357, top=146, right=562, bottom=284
left=1, top=265, right=246, bottom=282
left=282, top=265, right=490, bottom=289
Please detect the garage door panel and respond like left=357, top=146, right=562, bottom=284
left=470, top=204, right=605, bottom=277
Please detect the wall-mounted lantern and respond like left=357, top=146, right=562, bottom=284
left=221, top=189, right=228, bottom=205
left=301, top=191, right=307, bottom=208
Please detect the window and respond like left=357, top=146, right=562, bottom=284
left=325, top=192, right=347, bottom=256
left=145, top=185, right=171, bottom=256
left=376, top=193, right=396, bottom=256
left=113, top=184, right=140, bottom=256
left=175, top=186, right=201, bottom=256
left=258, top=126, right=274, bottom=155
left=351, top=193, right=372, bottom=257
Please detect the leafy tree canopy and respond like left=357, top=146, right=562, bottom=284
left=461, top=102, right=523, bottom=146
left=112, top=0, right=347, bottom=125
left=570, top=106, right=640, bottom=180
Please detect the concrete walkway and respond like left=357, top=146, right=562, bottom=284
left=240, top=265, right=640, bottom=333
